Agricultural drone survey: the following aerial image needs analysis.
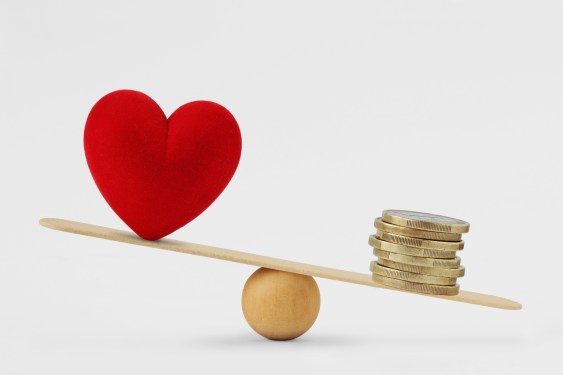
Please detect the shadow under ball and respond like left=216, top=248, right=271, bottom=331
left=241, top=268, right=321, bottom=341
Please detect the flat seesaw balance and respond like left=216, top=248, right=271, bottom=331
left=40, top=218, right=522, bottom=341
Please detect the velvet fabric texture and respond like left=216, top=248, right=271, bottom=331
left=84, top=90, right=242, bottom=240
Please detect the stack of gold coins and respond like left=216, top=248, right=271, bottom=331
left=368, top=210, right=470, bottom=296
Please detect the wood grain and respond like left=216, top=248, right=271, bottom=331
left=39, top=218, right=522, bottom=311
left=242, top=268, right=320, bottom=340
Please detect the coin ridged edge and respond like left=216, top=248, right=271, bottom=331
left=369, top=235, right=457, bottom=259
left=374, top=248, right=462, bottom=268
left=372, top=273, right=460, bottom=296
left=377, top=258, right=465, bottom=278
left=374, top=218, right=462, bottom=241
left=370, top=262, right=457, bottom=286
left=377, top=231, right=465, bottom=251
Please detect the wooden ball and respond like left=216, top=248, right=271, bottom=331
left=241, top=267, right=320, bottom=341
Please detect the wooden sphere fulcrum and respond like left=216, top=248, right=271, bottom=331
left=241, top=267, right=321, bottom=341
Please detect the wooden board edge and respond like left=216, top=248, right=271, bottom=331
left=39, top=218, right=522, bottom=311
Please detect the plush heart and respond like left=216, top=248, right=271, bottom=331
left=84, top=90, right=242, bottom=240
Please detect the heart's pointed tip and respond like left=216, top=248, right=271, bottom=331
left=129, top=226, right=170, bottom=242
left=138, top=234, right=165, bottom=241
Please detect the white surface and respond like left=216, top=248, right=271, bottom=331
left=1, top=1, right=562, bottom=374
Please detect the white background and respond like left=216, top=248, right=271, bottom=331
left=1, top=1, right=562, bottom=374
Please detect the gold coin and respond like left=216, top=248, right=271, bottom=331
left=382, top=210, right=470, bottom=234
left=368, top=235, right=457, bottom=259
left=370, top=262, right=457, bottom=286
left=372, top=273, right=460, bottom=296
left=377, top=258, right=465, bottom=278
left=377, top=231, right=464, bottom=251
left=374, top=248, right=461, bottom=268
left=374, top=218, right=462, bottom=241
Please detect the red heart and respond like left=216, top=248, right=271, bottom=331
left=84, top=90, right=242, bottom=240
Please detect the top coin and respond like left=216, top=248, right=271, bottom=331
left=382, top=210, right=470, bottom=234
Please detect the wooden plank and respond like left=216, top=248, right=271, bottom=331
left=39, top=218, right=522, bottom=310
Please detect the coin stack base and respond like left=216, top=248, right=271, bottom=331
left=369, top=210, right=470, bottom=296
